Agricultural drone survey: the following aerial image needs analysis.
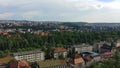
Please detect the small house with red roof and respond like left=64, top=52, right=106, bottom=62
left=80, top=51, right=101, bottom=67
left=101, top=51, right=113, bottom=60
left=10, top=60, right=31, bottom=68
left=53, top=47, right=68, bottom=59
left=69, top=52, right=85, bottom=68
left=0, top=31, right=8, bottom=35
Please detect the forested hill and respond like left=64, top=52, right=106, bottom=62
left=0, top=31, right=120, bottom=57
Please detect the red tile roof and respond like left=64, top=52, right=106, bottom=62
left=74, top=58, right=84, bottom=64
left=0, top=32, right=8, bottom=35
left=18, top=61, right=30, bottom=67
left=54, top=48, right=67, bottom=53
left=70, top=52, right=84, bottom=64
left=10, top=60, right=31, bottom=68
left=101, top=52, right=112, bottom=56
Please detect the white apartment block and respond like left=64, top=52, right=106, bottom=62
left=72, top=44, right=93, bottom=53
left=12, top=50, right=45, bottom=62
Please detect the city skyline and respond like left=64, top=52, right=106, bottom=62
left=0, top=0, right=120, bottom=23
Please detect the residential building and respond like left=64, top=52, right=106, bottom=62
left=12, top=50, right=44, bottom=62
left=114, top=39, right=120, bottom=47
left=81, top=52, right=101, bottom=62
left=80, top=51, right=101, bottom=67
left=10, top=60, right=31, bottom=68
left=69, top=52, right=85, bottom=68
left=39, top=60, right=67, bottom=68
left=72, top=44, right=93, bottom=53
left=101, top=51, right=113, bottom=60
left=0, top=31, right=8, bottom=35
left=93, top=43, right=103, bottom=53
left=93, top=42, right=114, bottom=53
left=53, top=47, right=67, bottom=59
left=100, top=44, right=113, bottom=53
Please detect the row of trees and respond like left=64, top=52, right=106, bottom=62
left=0, top=30, right=120, bottom=57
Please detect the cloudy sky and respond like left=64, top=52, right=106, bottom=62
left=0, top=0, right=120, bottom=22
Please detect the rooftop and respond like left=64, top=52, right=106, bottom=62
left=12, top=49, right=43, bottom=56
left=101, top=52, right=112, bottom=56
left=74, top=58, right=84, bottom=64
left=81, top=51, right=100, bottom=58
left=70, top=52, right=84, bottom=64
left=10, top=60, right=31, bottom=68
left=54, top=47, right=67, bottom=53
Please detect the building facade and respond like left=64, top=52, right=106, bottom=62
left=54, top=48, right=67, bottom=59
left=72, top=44, right=93, bottom=53
left=12, top=50, right=44, bottom=62
left=69, top=52, right=85, bottom=68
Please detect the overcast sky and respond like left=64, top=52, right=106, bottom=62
left=0, top=0, right=120, bottom=22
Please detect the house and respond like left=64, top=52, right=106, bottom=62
left=112, top=39, right=120, bottom=52
left=12, top=50, right=45, bottom=62
left=69, top=52, right=85, bottom=68
left=116, top=47, right=120, bottom=52
left=0, top=31, right=8, bottom=35
left=93, top=42, right=114, bottom=53
left=80, top=51, right=101, bottom=67
left=101, top=51, right=113, bottom=60
left=93, top=43, right=103, bottom=53
left=53, top=47, right=67, bottom=59
left=81, top=52, right=101, bottom=62
left=10, top=60, right=31, bottom=68
left=39, top=60, right=67, bottom=68
left=72, top=44, right=93, bottom=53
left=114, top=39, right=120, bottom=47
left=100, top=44, right=113, bottom=53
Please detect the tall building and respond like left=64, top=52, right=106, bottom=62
left=12, top=50, right=45, bottom=62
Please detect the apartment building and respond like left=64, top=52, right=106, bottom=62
left=12, top=50, right=44, bottom=62
left=72, top=44, right=93, bottom=53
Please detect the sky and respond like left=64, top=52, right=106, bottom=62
left=0, top=0, right=120, bottom=23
